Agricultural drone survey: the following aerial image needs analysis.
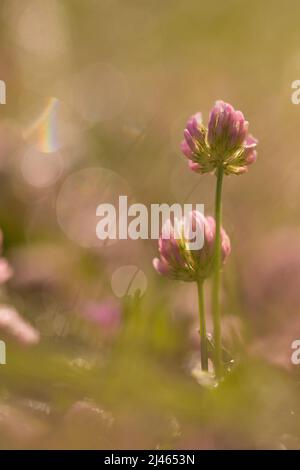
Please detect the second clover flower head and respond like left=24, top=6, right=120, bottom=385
left=153, top=211, right=231, bottom=282
left=181, top=100, right=258, bottom=176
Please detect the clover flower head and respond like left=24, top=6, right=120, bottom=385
left=181, top=100, right=258, bottom=176
left=153, top=211, right=231, bottom=282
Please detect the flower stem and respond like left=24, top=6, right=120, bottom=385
left=212, top=165, right=224, bottom=378
left=197, top=279, right=208, bottom=371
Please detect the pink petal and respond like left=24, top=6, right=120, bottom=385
left=0, top=305, right=40, bottom=346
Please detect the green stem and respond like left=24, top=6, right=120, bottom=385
left=212, top=165, right=224, bottom=378
left=197, top=279, right=208, bottom=371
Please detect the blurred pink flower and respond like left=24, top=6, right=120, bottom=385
left=181, top=100, right=258, bottom=176
left=0, top=230, right=40, bottom=346
left=0, top=257, right=13, bottom=284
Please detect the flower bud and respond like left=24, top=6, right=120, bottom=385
left=153, top=211, right=231, bottom=282
left=181, top=100, right=258, bottom=176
